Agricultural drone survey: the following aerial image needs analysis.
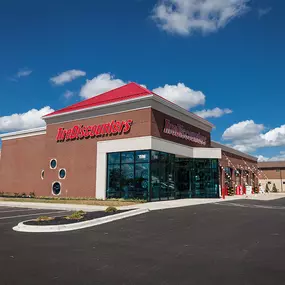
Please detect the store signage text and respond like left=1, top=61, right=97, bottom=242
left=56, top=119, right=133, bottom=142
left=163, top=119, right=207, bottom=146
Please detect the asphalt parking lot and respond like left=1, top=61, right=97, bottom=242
left=1, top=199, right=285, bottom=285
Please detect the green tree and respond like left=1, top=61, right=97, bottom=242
left=272, top=183, right=278, bottom=193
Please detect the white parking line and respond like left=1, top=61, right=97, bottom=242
left=0, top=208, right=38, bottom=213
left=218, top=202, right=285, bottom=210
left=0, top=210, right=70, bottom=220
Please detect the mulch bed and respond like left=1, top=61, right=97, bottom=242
left=24, top=210, right=129, bottom=226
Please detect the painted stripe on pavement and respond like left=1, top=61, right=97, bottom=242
left=0, top=208, right=38, bottom=213
left=0, top=210, right=70, bottom=220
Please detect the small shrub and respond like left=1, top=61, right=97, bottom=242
left=105, top=206, right=118, bottom=213
left=36, top=216, right=54, bottom=222
left=14, top=192, right=20, bottom=198
left=253, top=187, right=259, bottom=194
left=65, top=211, right=86, bottom=220
left=21, top=192, right=26, bottom=198
left=0, top=191, right=4, bottom=197
left=227, top=187, right=235, bottom=196
left=265, top=183, right=270, bottom=193
left=29, top=192, right=36, bottom=198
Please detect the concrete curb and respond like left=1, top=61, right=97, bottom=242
left=13, top=208, right=149, bottom=233
left=0, top=201, right=112, bottom=212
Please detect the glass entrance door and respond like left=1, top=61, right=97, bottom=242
left=175, top=161, right=192, bottom=198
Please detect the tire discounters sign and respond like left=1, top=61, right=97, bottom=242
left=56, top=119, right=133, bottom=142
left=163, top=119, right=207, bottom=146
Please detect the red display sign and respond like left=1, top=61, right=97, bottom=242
left=56, top=119, right=133, bottom=142
left=163, top=119, right=207, bottom=146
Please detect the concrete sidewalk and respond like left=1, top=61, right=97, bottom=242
left=0, top=193, right=284, bottom=212
left=120, top=195, right=241, bottom=210
left=0, top=196, right=239, bottom=212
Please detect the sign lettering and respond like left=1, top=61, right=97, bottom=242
left=56, top=119, right=133, bottom=142
left=163, top=119, right=207, bottom=146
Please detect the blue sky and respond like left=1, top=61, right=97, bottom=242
left=0, top=0, right=284, bottom=161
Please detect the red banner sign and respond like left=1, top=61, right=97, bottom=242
left=56, top=119, right=133, bottom=142
left=163, top=119, right=207, bottom=146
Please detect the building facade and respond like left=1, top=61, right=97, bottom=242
left=0, top=83, right=258, bottom=200
left=258, top=161, right=285, bottom=192
left=212, top=142, right=258, bottom=192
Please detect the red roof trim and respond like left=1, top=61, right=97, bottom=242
left=44, top=82, right=153, bottom=118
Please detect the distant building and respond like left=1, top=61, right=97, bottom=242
left=212, top=141, right=258, bottom=190
left=258, top=161, right=285, bottom=192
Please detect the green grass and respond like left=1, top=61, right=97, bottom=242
left=0, top=196, right=146, bottom=207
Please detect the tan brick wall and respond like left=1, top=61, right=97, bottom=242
left=260, top=169, right=285, bottom=180
left=259, top=179, right=285, bottom=192
left=0, top=135, right=46, bottom=196
left=0, top=108, right=152, bottom=197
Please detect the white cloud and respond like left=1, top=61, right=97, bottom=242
left=50, top=69, right=86, bottom=85
left=261, top=126, right=285, bottom=145
left=153, top=83, right=205, bottom=109
left=152, top=0, right=250, bottom=36
left=63, top=90, right=75, bottom=99
left=258, top=7, right=271, bottom=18
left=9, top=68, right=33, bottom=82
left=222, top=120, right=285, bottom=153
left=0, top=106, right=54, bottom=132
left=223, top=120, right=264, bottom=141
left=195, top=107, right=232, bottom=119
left=17, top=69, right=32, bottom=78
left=80, top=73, right=126, bottom=99
left=79, top=73, right=213, bottom=112
left=257, top=152, right=285, bottom=162
left=257, top=155, right=268, bottom=162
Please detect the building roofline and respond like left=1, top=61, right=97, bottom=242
left=43, top=94, right=153, bottom=120
left=0, top=126, right=46, bottom=140
left=211, top=141, right=257, bottom=162
left=258, top=161, right=285, bottom=168
left=151, top=95, right=214, bottom=128
left=43, top=94, right=214, bottom=129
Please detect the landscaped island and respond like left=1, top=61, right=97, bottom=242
left=24, top=208, right=127, bottom=226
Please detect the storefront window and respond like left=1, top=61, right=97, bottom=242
left=107, top=164, right=121, bottom=198
left=150, top=151, right=175, bottom=201
left=106, top=151, right=219, bottom=201
left=108, top=153, right=120, bottom=164
left=175, top=158, right=219, bottom=198
left=107, top=151, right=150, bottom=200
left=135, top=163, right=149, bottom=200
left=135, top=150, right=150, bottom=163
left=151, top=151, right=159, bottom=162
left=121, top=152, right=134, bottom=164
left=121, top=163, right=135, bottom=199
left=150, top=162, right=160, bottom=200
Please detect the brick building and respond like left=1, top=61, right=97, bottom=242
left=0, top=83, right=258, bottom=200
left=258, top=161, right=285, bottom=192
